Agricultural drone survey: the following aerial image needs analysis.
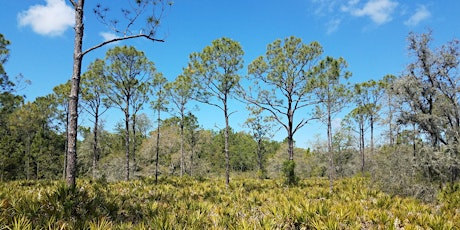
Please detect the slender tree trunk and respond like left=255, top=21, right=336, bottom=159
left=155, top=106, right=161, bottom=183
left=63, top=111, right=69, bottom=180
left=66, top=0, right=84, bottom=188
left=327, top=100, right=334, bottom=192
left=224, top=99, right=230, bottom=187
left=26, top=135, right=31, bottom=180
left=288, top=102, right=294, bottom=161
left=257, top=139, right=264, bottom=178
left=360, top=118, right=365, bottom=173
left=92, top=109, right=99, bottom=179
left=189, top=144, right=193, bottom=176
left=132, top=114, right=137, bottom=177
left=124, top=108, right=130, bottom=181
left=180, top=110, right=184, bottom=177
left=370, top=115, right=374, bottom=155
left=388, top=95, right=394, bottom=146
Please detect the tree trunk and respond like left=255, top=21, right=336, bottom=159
left=327, top=100, right=334, bottom=192
left=92, top=109, right=99, bottom=179
left=388, top=95, right=394, bottom=146
left=132, top=114, right=137, bottom=177
left=287, top=103, right=294, bottom=161
left=360, top=117, right=365, bottom=173
left=370, top=115, right=374, bottom=155
left=124, top=108, right=130, bottom=181
left=155, top=106, right=161, bottom=183
left=63, top=111, right=68, bottom=180
left=257, top=139, right=264, bottom=178
left=66, top=0, right=84, bottom=188
left=180, top=110, right=184, bottom=177
left=224, top=99, right=230, bottom=187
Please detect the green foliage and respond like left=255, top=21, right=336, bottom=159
left=0, top=177, right=458, bottom=229
left=0, top=34, right=13, bottom=92
left=246, top=36, right=325, bottom=161
left=282, top=160, right=298, bottom=185
left=393, top=31, right=460, bottom=185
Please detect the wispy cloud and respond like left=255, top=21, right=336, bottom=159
left=17, top=0, right=74, bottom=37
left=100, top=32, right=119, bottom=42
left=311, top=0, right=339, bottom=16
left=342, top=0, right=399, bottom=25
left=326, top=18, right=342, bottom=34
left=310, top=0, right=400, bottom=33
left=404, top=5, right=430, bottom=27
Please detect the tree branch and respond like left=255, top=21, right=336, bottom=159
left=82, top=34, right=164, bottom=57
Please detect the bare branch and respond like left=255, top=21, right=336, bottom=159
left=82, top=34, right=164, bottom=57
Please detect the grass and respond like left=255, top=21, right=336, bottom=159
left=0, top=176, right=458, bottom=229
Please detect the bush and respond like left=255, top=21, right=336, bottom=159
left=282, top=160, right=298, bottom=185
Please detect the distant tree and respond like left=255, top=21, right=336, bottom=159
left=312, top=56, right=351, bottom=191
left=0, top=34, right=13, bottom=92
left=134, top=113, right=153, bottom=139
left=245, top=36, right=323, bottom=184
left=189, top=37, right=244, bottom=186
left=355, top=80, right=385, bottom=155
left=150, top=73, right=168, bottom=182
left=103, top=45, right=156, bottom=181
left=244, top=106, right=275, bottom=179
left=81, top=59, right=111, bottom=178
left=66, top=0, right=171, bottom=187
left=343, top=103, right=368, bottom=173
left=52, top=81, right=72, bottom=179
left=394, top=31, right=460, bottom=185
left=183, top=112, right=200, bottom=176
left=7, top=95, right=62, bottom=180
left=166, top=68, right=195, bottom=176
left=0, top=34, right=25, bottom=180
left=380, top=74, right=398, bottom=146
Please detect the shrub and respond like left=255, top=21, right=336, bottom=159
left=282, top=160, right=298, bottom=185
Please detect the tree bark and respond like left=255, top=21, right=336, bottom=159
left=155, top=105, right=161, bottom=183
left=63, top=111, right=68, bottom=180
left=124, top=107, right=130, bottom=181
left=327, top=98, right=334, bottom=192
left=287, top=108, right=294, bottom=161
left=132, top=114, right=137, bottom=177
left=92, top=108, right=99, bottom=179
left=66, top=0, right=84, bottom=188
left=360, top=117, right=365, bottom=173
left=180, top=109, right=184, bottom=177
left=224, top=97, right=230, bottom=187
left=370, top=115, right=374, bottom=155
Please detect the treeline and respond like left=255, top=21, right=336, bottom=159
left=1, top=31, right=459, bottom=200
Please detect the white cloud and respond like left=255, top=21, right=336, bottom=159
left=343, top=0, right=399, bottom=25
left=404, top=5, right=430, bottom=27
left=100, top=32, right=119, bottom=42
left=326, top=18, right=342, bottom=34
left=18, top=0, right=74, bottom=37
left=311, top=0, right=339, bottom=16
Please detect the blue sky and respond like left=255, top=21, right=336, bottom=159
left=1, top=0, right=460, bottom=148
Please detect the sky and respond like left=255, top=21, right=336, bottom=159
left=1, top=0, right=460, bottom=148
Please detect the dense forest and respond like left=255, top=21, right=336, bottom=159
left=1, top=0, right=460, bottom=228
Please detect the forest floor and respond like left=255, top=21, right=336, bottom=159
left=0, top=176, right=459, bottom=229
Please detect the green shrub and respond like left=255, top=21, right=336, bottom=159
left=282, top=160, right=298, bottom=185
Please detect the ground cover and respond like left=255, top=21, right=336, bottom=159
left=0, top=176, right=458, bottom=229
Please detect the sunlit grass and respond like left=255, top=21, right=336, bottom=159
left=0, top=176, right=458, bottom=229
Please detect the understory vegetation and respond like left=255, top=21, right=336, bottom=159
left=1, top=176, right=458, bottom=229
